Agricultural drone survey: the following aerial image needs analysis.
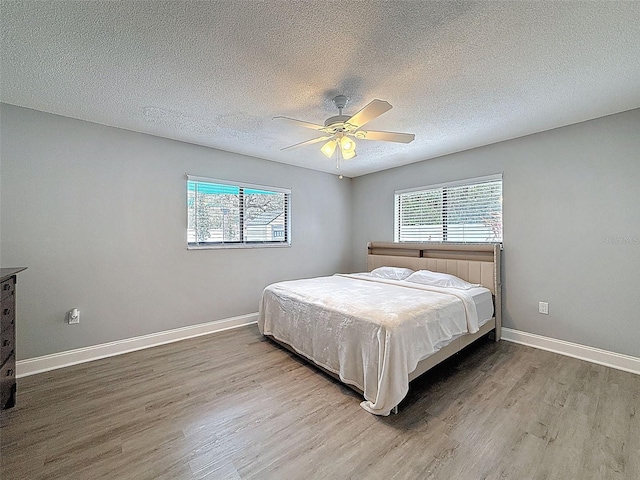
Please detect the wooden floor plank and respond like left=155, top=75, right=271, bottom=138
left=1, top=325, right=638, bottom=479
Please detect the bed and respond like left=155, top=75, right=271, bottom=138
left=258, top=242, right=502, bottom=416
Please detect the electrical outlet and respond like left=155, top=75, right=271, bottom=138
left=68, top=308, right=80, bottom=324
left=538, top=302, right=549, bottom=315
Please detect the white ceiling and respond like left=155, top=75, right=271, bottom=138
left=2, top=1, right=639, bottom=178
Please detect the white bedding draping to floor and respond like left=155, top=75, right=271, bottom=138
left=258, top=274, right=492, bottom=416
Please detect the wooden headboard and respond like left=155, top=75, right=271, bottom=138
left=367, top=242, right=502, bottom=339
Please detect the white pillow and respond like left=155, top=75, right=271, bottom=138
left=405, top=270, right=479, bottom=290
left=370, top=266, right=415, bottom=281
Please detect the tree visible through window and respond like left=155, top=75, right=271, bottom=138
left=395, top=175, right=502, bottom=243
left=187, top=176, right=290, bottom=247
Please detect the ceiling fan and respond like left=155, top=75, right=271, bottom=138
left=274, top=95, right=415, bottom=166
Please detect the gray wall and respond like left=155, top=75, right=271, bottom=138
left=3, top=103, right=639, bottom=361
left=0, top=104, right=352, bottom=359
left=351, top=109, right=640, bottom=358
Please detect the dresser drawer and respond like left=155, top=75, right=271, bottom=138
left=1, top=278, right=15, bottom=300
left=0, top=352, right=16, bottom=409
left=1, top=298, right=15, bottom=332
left=1, top=320, right=14, bottom=366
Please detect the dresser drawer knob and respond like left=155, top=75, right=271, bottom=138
left=3, top=308, right=10, bottom=316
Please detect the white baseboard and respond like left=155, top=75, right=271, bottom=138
left=17, top=313, right=258, bottom=378
left=501, top=327, right=640, bottom=376
left=18, top=320, right=638, bottom=378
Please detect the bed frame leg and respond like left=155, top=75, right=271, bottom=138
left=392, top=405, right=398, bottom=415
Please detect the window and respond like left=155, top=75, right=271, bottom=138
left=395, top=174, right=502, bottom=243
left=187, top=175, right=290, bottom=248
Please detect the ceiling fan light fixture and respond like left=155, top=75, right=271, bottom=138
left=340, top=136, right=355, bottom=152
left=320, top=139, right=338, bottom=158
left=342, top=150, right=357, bottom=161
left=340, top=136, right=356, bottom=159
left=342, top=149, right=357, bottom=160
left=342, top=150, right=356, bottom=160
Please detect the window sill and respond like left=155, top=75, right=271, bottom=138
left=187, top=243, right=292, bottom=250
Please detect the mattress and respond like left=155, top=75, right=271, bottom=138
left=258, top=274, right=494, bottom=415
left=467, top=286, right=494, bottom=326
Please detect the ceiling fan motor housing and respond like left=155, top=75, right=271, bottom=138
left=324, top=115, right=352, bottom=130
left=332, top=95, right=348, bottom=110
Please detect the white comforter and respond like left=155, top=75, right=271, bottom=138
left=258, top=274, right=480, bottom=416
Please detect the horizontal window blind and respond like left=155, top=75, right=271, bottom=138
left=395, top=174, right=502, bottom=243
left=187, top=175, right=291, bottom=248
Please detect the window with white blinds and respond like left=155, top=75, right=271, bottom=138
left=395, top=174, right=502, bottom=243
left=187, top=175, right=291, bottom=248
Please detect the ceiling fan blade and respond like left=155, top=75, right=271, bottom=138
left=281, top=135, right=334, bottom=151
left=359, top=130, right=415, bottom=143
left=346, top=99, right=393, bottom=128
left=273, top=116, right=325, bottom=130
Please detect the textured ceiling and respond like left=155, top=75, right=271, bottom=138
left=2, top=1, right=639, bottom=177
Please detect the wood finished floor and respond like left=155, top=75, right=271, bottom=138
left=1, top=325, right=638, bottom=480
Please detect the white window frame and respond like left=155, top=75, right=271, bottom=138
left=187, top=175, right=291, bottom=249
left=394, top=173, right=503, bottom=244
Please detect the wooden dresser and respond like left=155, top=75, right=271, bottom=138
left=1, top=267, right=26, bottom=410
